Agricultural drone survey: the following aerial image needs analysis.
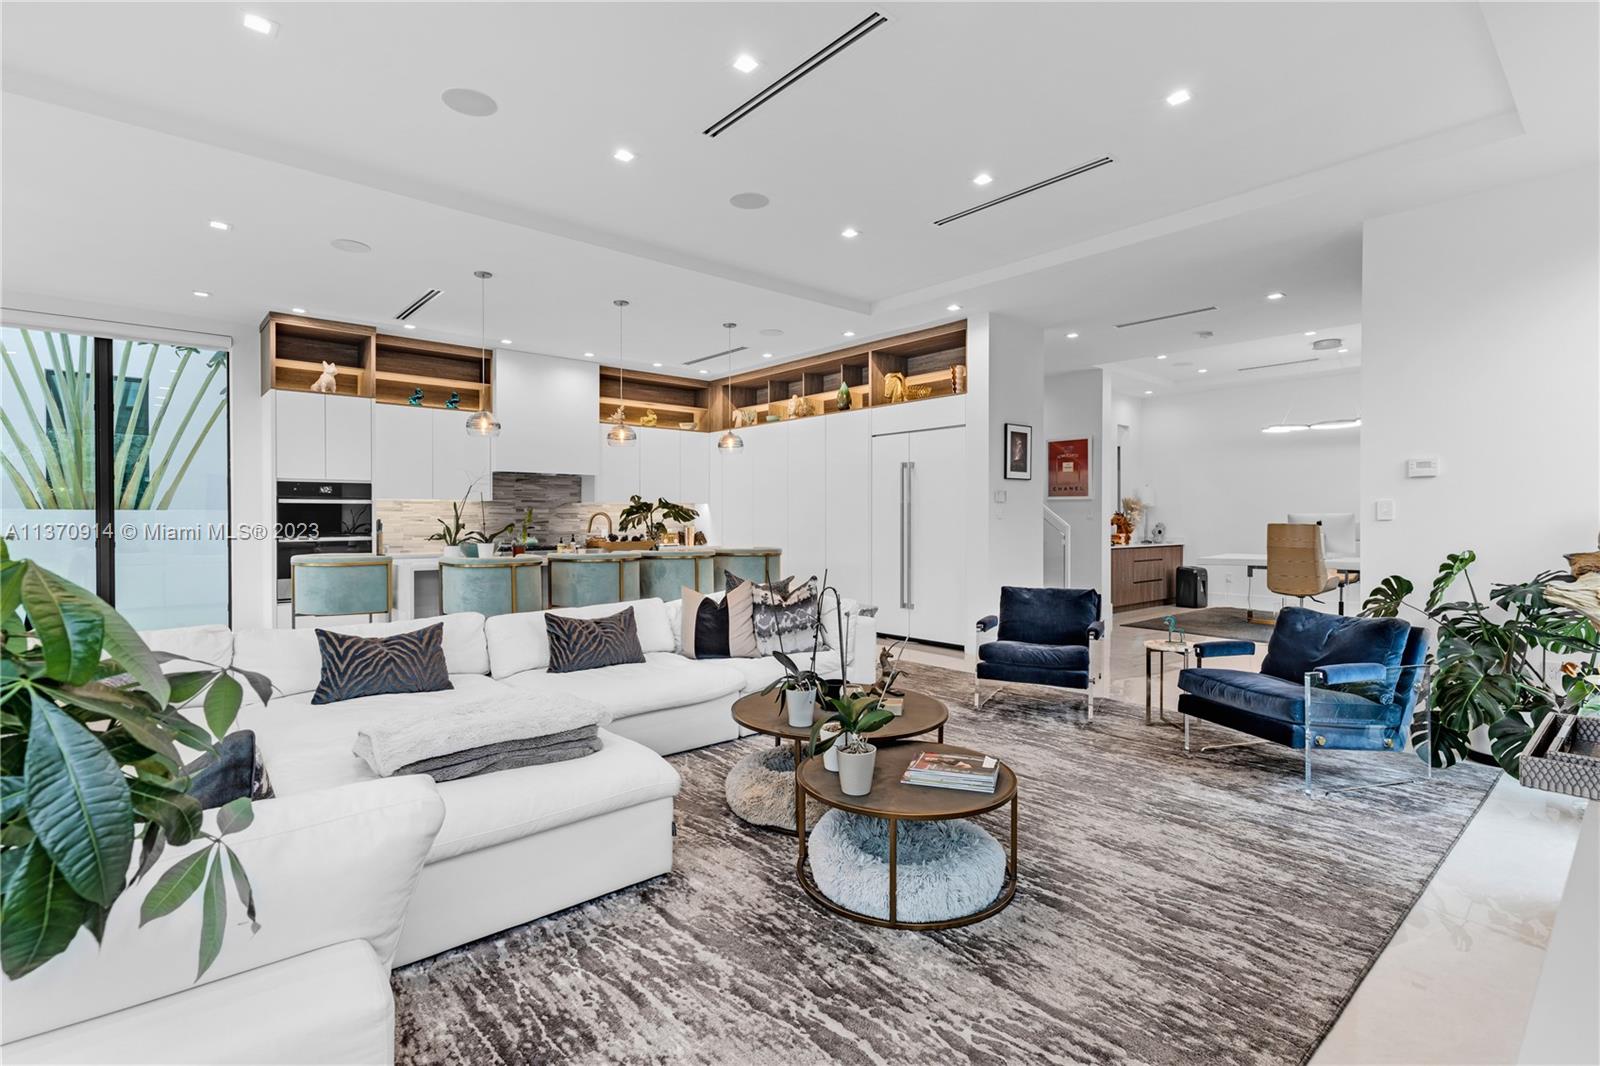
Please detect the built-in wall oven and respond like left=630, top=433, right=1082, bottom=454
left=275, top=480, right=374, bottom=602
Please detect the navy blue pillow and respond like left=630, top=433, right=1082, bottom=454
left=1261, top=608, right=1410, bottom=702
left=312, top=624, right=453, bottom=704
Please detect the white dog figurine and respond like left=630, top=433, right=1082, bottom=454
left=309, top=361, right=338, bottom=394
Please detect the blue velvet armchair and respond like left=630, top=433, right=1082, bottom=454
left=1176, top=607, right=1430, bottom=793
left=975, top=587, right=1105, bottom=718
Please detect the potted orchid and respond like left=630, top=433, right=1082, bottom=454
left=761, top=651, right=826, bottom=727
left=807, top=675, right=901, bottom=796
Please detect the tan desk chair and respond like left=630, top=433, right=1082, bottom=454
left=1266, top=523, right=1350, bottom=612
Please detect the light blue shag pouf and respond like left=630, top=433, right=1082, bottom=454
left=808, top=809, right=1006, bottom=923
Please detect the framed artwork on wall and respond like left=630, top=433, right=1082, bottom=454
left=1047, top=437, right=1092, bottom=498
left=1004, top=423, right=1033, bottom=480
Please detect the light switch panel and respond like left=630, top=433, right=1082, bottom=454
left=993, top=490, right=1007, bottom=504
left=1374, top=498, right=1396, bottom=521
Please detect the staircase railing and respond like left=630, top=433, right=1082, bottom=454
left=1044, top=507, right=1072, bottom=588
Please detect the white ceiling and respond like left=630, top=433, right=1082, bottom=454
left=1, top=2, right=1594, bottom=378
left=1104, top=325, right=1362, bottom=397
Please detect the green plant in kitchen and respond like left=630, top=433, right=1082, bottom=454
left=1361, top=550, right=1600, bottom=775
left=0, top=542, right=276, bottom=979
left=519, top=508, right=536, bottom=545
left=0, top=331, right=229, bottom=510
left=617, top=496, right=699, bottom=542
left=427, top=494, right=512, bottom=550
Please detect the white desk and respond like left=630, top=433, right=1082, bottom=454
left=1196, top=552, right=1362, bottom=619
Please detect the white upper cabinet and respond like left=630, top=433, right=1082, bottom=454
left=431, top=408, right=493, bottom=501
left=492, top=351, right=599, bottom=476
left=275, top=392, right=371, bottom=483
left=595, top=434, right=641, bottom=502
left=637, top=427, right=682, bottom=502
left=679, top=429, right=711, bottom=510
left=372, top=404, right=433, bottom=500
left=823, top=409, right=872, bottom=601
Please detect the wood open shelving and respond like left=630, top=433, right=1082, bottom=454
left=259, top=311, right=493, bottom=411
left=598, top=367, right=710, bottom=431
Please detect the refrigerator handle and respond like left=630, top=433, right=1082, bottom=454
left=901, top=460, right=915, bottom=610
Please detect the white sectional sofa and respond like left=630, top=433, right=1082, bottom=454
left=1, top=595, right=874, bottom=1064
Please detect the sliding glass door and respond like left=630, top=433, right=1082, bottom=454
left=2, top=323, right=231, bottom=627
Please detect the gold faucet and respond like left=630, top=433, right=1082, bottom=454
left=587, top=512, right=613, bottom=537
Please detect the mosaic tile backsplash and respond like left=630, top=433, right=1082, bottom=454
left=374, top=473, right=649, bottom=555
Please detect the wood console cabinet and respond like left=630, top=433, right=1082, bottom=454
left=1112, top=544, right=1184, bottom=609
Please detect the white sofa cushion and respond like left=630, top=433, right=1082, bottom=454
left=500, top=652, right=743, bottom=720
left=233, top=613, right=489, bottom=698
left=0, top=776, right=444, bottom=1045
left=483, top=598, right=675, bottom=679
left=140, top=623, right=235, bottom=669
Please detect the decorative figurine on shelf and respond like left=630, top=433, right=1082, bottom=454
left=837, top=380, right=853, bottom=410
left=786, top=394, right=812, bottom=419
left=406, top=387, right=424, bottom=407
left=1151, top=521, right=1167, bottom=544
left=909, top=384, right=933, bottom=400
left=1110, top=510, right=1134, bottom=546
left=640, top=408, right=659, bottom=427
left=950, top=365, right=967, bottom=395
left=608, top=404, right=627, bottom=425
left=309, top=361, right=338, bottom=394
left=444, top=391, right=461, bottom=410
left=1162, top=615, right=1185, bottom=647
left=882, top=371, right=908, bottom=404
left=732, top=407, right=754, bottom=428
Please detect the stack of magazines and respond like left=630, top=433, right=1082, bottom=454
left=901, top=751, right=1000, bottom=793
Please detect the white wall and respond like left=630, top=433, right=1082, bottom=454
left=1044, top=367, right=1111, bottom=605
left=1362, top=165, right=1600, bottom=597
left=1137, top=370, right=1363, bottom=609
left=981, top=313, right=1046, bottom=610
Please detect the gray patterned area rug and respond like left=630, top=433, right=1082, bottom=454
left=393, top=665, right=1496, bottom=1066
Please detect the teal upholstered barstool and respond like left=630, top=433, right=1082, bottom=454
left=712, top=547, right=783, bottom=589
left=546, top=552, right=641, bottom=608
left=637, top=549, right=717, bottom=600
left=439, top=556, right=545, bottom=618
left=290, top=554, right=393, bottom=628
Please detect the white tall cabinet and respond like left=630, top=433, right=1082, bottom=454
left=274, top=392, right=372, bottom=482
left=637, top=427, right=681, bottom=502
left=823, top=409, right=872, bottom=602
left=871, top=425, right=967, bottom=645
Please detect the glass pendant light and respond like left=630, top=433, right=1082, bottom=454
left=465, top=269, right=502, bottom=437
left=716, top=321, right=744, bottom=451
left=605, top=299, right=637, bottom=447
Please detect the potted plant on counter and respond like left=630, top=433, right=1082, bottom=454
left=617, top=496, right=699, bottom=548
left=808, top=686, right=899, bottom=796
left=762, top=651, right=827, bottom=727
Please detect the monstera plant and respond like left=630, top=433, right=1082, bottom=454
left=617, top=496, right=699, bottom=542
left=0, top=542, right=272, bottom=979
left=1361, top=550, right=1600, bottom=774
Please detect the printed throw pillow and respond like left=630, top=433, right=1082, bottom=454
left=312, top=624, right=453, bottom=705
left=546, top=608, right=647, bottom=674
left=726, top=572, right=828, bottom=656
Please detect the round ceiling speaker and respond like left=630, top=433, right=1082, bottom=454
left=1311, top=338, right=1343, bottom=350
left=729, top=192, right=770, bottom=210
left=441, top=88, right=498, bottom=117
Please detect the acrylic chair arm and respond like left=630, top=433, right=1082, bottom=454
left=1306, top=662, right=1389, bottom=686
left=1087, top=619, right=1106, bottom=640
left=976, top=614, right=999, bottom=633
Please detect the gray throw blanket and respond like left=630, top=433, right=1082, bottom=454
left=353, top=693, right=610, bottom=782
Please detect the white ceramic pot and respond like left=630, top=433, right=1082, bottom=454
left=836, top=742, right=877, bottom=797
left=440, top=545, right=465, bottom=558
left=820, top=723, right=843, bottom=772
left=785, top=687, right=817, bottom=728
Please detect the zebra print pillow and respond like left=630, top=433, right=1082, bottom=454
left=311, top=624, right=453, bottom=704
left=546, top=607, right=647, bottom=674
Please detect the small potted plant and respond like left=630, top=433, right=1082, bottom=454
left=761, top=651, right=826, bottom=727
left=808, top=684, right=899, bottom=797
left=428, top=498, right=473, bottom=558
left=618, top=495, right=699, bottom=548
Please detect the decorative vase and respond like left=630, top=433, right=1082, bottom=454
left=837, top=742, right=876, bottom=796
left=441, top=545, right=464, bottom=558
left=785, top=688, right=817, bottom=728
left=950, top=365, right=967, bottom=394
left=836, top=381, right=852, bottom=410
left=820, top=723, right=843, bottom=772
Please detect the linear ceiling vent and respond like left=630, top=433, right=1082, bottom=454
left=685, top=345, right=748, bottom=366
left=1239, top=357, right=1318, bottom=373
left=703, top=12, right=889, bottom=138
left=933, top=157, right=1114, bottom=226
left=1113, top=305, right=1217, bottom=329
left=395, top=289, right=442, bottom=321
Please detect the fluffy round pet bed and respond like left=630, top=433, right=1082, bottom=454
left=725, top=746, right=818, bottom=831
left=807, top=809, right=1007, bottom=923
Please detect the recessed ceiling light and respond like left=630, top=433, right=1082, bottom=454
left=1337, top=347, right=1349, bottom=354
left=973, top=172, right=993, bottom=186
left=291, top=307, right=307, bottom=314
left=652, top=362, right=663, bottom=368
left=1066, top=332, right=1079, bottom=339
left=841, top=227, right=859, bottom=239
left=1197, top=368, right=1208, bottom=374
left=1304, top=331, right=1317, bottom=336
left=843, top=331, right=856, bottom=338
left=758, top=327, right=784, bottom=337
left=500, top=339, right=513, bottom=345
left=762, top=352, right=773, bottom=359
left=733, top=53, right=760, bottom=74
left=241, top=13, right=278, bottom=36
left=1166, top=88, right=1192, bottom=106
left=330, top=238, right=371, bottom=254
left=402, top=323, right=417, bottom=331
left=208, top=219, right=231, bottom=231
left=946, top=303, right=962, bottom=312
left=613, top=148, right=635, bottom=163
left=1266, top=291, right=1286, bottom=301
left=1143, top=390, right=1154, bottom=396
left=584, top=351, right=595, bottom=358
left=1155, top=353, right=1167, bottom=360
left=730, top=192, right=770, bottom=210
left=699, top=369, right=708, bottom=375
left=441, top=88, right=498, bottom=118
left=191, top=290, right=210, bottom=298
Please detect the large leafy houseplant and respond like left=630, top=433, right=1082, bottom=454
left=1361, top=550, right=1600, bottom=775
left=0, top=543, right=273, bottom=979
left=617, top=496, right=698, bottom=542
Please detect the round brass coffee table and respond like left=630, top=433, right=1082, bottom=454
left=796, top=743, right=1018, bottom=929
left=727, top=689, right=948, bottom=835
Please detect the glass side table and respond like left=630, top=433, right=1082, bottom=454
left=1144, top=638, right=1192, bottom=728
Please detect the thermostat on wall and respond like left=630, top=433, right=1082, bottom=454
left=1406, top=456, right=1440, bottom=478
